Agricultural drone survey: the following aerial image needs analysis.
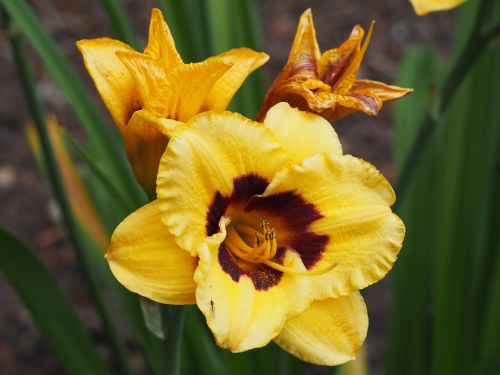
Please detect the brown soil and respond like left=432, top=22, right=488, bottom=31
left=0, top=0, right=454, bottom=373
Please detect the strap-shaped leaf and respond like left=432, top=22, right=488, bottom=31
left=0, top=0, right=144, bottom=206
left=98, top=0, right=138, bottom=48
left=0, top=227, right=111, bottom=375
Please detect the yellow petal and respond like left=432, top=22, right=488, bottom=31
left=263, top=102, right=342, bottom=163
left=256, top=9, right=320, bottom=120
left=144, top=8, right=183, bottom=70
left=333, top=22, right=374, bottom=95
left=287, top=9, right=321, bottom=64
left=124, top=110, right=181, bottom=199
left=203, top=48, right=269, bottom=111
left=335, top=93, right=383, bottom=116
left=118, top=51, right=231, bottom=121
left=115, top=51, right=168, bottom=110
left=318, top=25, right=364, bottom=86
left=263, top=153, right=404, bottom=299
left=271, top=79, right=335, bottom=113
left=195, top=235, right=312, bottom=352
left=410, top=0, right=466, bottom=15
left=352, top=80, right=413, bottom=102
left=106, top=200, right=197, bottom=304
left=76, top=38, right=139, bottom=131
left=157, top=111, right=289, bottom=255
left=274, top=292, right=368, bottom=366
left=329, top=80, right=413, bottom=122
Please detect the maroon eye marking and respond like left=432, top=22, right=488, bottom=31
left=206, top=173, right=329, bottom=290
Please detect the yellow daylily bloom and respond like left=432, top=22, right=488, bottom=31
left=77, top=8, right=268, bottom=198
left=257, top=9, right=412, bottom=123
left=106, top=103, right=405, bottom=365
left=410, top=0, right=466, bottom=15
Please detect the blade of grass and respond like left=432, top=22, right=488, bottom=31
left=0, top=227, right=111, bottom=375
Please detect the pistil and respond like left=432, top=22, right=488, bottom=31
left=225, top=217, right=336, bottom=276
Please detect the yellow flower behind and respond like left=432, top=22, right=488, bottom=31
left=77, top=8, right=268, bottom=198
left=410, top=0, right=466, bottom=15
left=106, top=103, right=405, bottom=365
left=257, top=9, right=412, bottom=123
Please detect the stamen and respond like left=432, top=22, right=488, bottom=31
left=227, top=227, right=253, bottom=253
left=260, top=217, right=270, bottom=232
left=225, top=217, right=336, bottom=275
left=238, top=224, right=265, bottom=243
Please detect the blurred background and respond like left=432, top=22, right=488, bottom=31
left=2, top=0, right=497, bottom=374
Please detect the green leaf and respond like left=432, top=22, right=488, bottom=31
left=388, top=2, right=500, bottom=374
left=159, top=0, right=210, bottom=62
left=476, top=169, right=500, bottom=362
left=0, top=0, right=144, bottom=206
left=183, top=306, right=228, bottom=375
left=204, top=0, right=266, bottom=118
left=0, top=227, right=111, bottom=375
left=429, top=2, right=500, bottom=373
left=63, top=131, right=139, bottom=231
left=98, top=0, right=138, bottom=48
left=386, top=46, right=439, bottom=375
left=393, top=46, right=438, bottom=169
left=226, top=0, right=266, bottom=118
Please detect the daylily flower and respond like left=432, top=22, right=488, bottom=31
left=257, top=10, right=412, bottom=123
left=410, top=0, right=466, bottom=15
left=77, top=8, right=268, bottom=198
left=106, top=103, right=405, bottom=365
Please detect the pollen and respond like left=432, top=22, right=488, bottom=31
left=225, top=217, right=336, bottom=276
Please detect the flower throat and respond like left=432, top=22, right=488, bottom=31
left=225, top=218, right=336, bottom=276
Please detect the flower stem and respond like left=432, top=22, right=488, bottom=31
left=3, top=10, right=133, bottom=375
left=161, top=305, right=186, bottom=375
left=395, top=0, right=500, bottom=203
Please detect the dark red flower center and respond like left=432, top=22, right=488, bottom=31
left=206, top=174, right=329, bottom=290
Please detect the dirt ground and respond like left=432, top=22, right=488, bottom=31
left=0, top=0, right=454, bottom=374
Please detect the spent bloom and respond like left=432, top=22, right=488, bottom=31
left=77, top=9, right=268, bottom=198
left=106, top=103, right=405, bottom=365
left=410, top=0, right=466, bottom=15
left=257, top=10, right=412, bottom=123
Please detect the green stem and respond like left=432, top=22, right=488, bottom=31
left=395, top=10, right=500, bottom=202
left=161, top=306, right=186, bottom=375
left=3, top=12, right=133, bottom=375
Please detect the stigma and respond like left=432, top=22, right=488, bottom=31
left=224, top=217, right=336, bottom=276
